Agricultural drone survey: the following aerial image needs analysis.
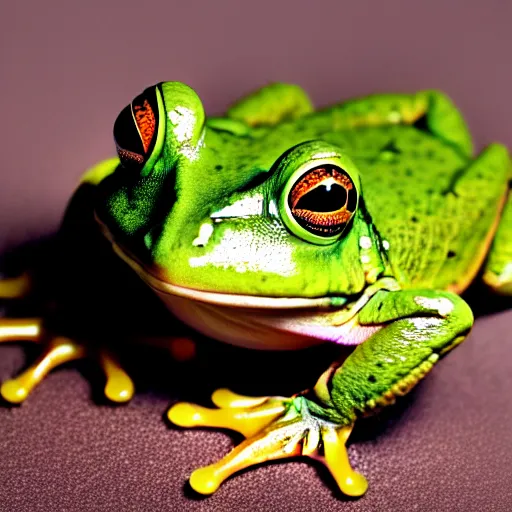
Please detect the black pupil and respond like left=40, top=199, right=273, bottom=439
left=295, top=183, right=347, bottom=212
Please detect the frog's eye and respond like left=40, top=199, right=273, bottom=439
left=113, top=85, right=164, bottom=174
left=281, top=164, right=358, bottom=244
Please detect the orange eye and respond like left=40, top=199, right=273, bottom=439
left=113, top=85, right=161, bottom=171
left=288, top=165, right=358, bottom=238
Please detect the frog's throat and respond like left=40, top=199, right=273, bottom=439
left=99, top=230, right=395, bottom=349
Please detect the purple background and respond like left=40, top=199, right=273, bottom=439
left=1, top=1, right=512, bottom=510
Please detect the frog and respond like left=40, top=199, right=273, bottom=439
left=0, top=81, right=511, bottom=498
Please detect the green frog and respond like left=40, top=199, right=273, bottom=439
left=1, top=82, right=511, bottom=497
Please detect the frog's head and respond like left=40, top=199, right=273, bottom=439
left=95, top=82, right=388, bottom=347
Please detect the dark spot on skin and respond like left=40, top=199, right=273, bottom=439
left=375, top=362, right=383, bottom=368
left=426, top=150, right=435, bottom=159
left=215, top=165, right=223, bottom=171
left=405, top=169, right=413, bottom=177
left=377, top=303, right=383, bottom=311
left=380, top=140, right=401, bottom=155
left=448, top=250, right=456, bottom=258
left=368, top=375, right=377, bottom=383
left=411, top=216, right=418, bottom=223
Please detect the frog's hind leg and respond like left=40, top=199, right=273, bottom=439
left=327, top=90, right=473, bottom=156
left=226, top=83, right=313, bottom=127
left=0, top=317, right=135, bottom=404
left=483, top=188, right=512, bottom=295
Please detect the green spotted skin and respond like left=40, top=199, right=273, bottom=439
left=93, top=81, right=511, bottom=428
left=353, top=133, right=509, bottom=291
left=318, top=289, right=474, bottom=425
left=97, top=84, right=509, bottom=298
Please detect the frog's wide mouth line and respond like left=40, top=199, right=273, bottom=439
left=97, top=217, right=336, bottom=310
left=116, top=241, right=334, bottom=309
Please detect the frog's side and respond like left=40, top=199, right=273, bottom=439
left=0, top=82, right=511, bottom=497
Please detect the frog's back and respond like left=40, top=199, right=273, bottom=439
left=259, top=104, right=507, bottom=294
left=344, top=125, right=508, bottom=292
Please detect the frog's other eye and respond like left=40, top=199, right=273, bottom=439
left=113, top=85, right=164, bottom=174
left=281, top=164, right=358, bottom=244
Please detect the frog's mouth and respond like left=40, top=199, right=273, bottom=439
left=98, top=221, right=383, bottom=350
left=110, top=236, right=338, bottom=309
left=96, top=215, right=341, bottom=310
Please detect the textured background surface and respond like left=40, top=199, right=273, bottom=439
left=1, top=1, right=512, bottom=510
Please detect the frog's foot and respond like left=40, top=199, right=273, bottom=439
left=0, top=318, right=134, bottom=404
left=168, top=391, right=367, bottom=497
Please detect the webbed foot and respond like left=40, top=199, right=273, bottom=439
left=0, top=316, right=135, bottom=404
left=168, top=390, right=367, bottom=497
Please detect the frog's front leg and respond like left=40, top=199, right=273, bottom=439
left=0, top=273, right=135, bottom=403
left=168, top=289, right=473, bottom=496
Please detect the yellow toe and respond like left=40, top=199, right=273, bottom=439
left=104, top=376, right=134, bottom=403
left=339, top=472, right=368, bottom=497
left=168, top=402, right=202, bottom=427
left=189, top=465, right=222, bottom=495
left=322, top=426, right=368, bottom=497
left=211, top=388, right=268, bottom=409
left=1, top=380, right=29, bottom=404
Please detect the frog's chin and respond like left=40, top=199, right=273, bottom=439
left=108, top=237, right=380, bottom=351
left=152, top=291, right=382, bottom=350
